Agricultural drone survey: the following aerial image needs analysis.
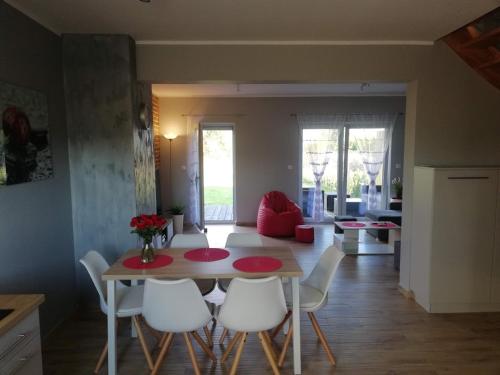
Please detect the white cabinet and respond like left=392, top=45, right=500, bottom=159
left=411, top=167, right=500, bottom=313
left=492, top=171, right=500, bottom=303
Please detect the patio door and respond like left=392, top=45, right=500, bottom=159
left=201, top=124, right=235, bottom=224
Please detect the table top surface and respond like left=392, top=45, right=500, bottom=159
left=102, top=246, right=303, bottom=281
left=334, top=221, right=401, bottom=230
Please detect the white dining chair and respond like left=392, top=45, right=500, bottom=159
left=79, top=250, right=154, bottom=373
left=170, top=234, right=217, bottom=296
left=142, top=278, right=217, bottom=375
left=272, top=245, right=345, bottom=367
left=218, top=232, right=264, bottom=343
left=218, top=233, right=264, bottom=292
left=217, top=276, right=287, bottom=375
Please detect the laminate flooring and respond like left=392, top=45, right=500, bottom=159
left=43, top=225, right=500, bottom=375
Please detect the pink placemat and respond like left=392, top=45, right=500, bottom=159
left=184, top=248, right=230, bottom=262
left=233, top=256, right=283, bottom=273
left=341, top=222, right=366, bottom=228
left=371, top=222, right=397, bottom=228
left=123, top=255, right=173, bottom=269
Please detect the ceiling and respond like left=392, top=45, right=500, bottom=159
left=5, top=0, right=500, bottom=43
left=152, top=83, right=407, bottom=98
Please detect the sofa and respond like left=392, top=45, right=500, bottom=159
left=257, top=191, right=304, bottom=237
left=365, top=201, right=402, bottom=242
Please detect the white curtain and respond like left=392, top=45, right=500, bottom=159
left=298, top=115, right=345, bottom=221
left=186, top=117, right=201, bottom=227
left=349, top=114, right=397, bottom=210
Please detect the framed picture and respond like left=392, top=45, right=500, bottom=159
left=0, top=81, right=53, bottom=186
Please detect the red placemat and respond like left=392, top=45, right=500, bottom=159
left=184, top=248, right=230, bottom=262
left=123, top=255, right=173, bottom=269
left=372, top=222, right=397, bottom=228
left=341, top=222, right=366, bottom=228
left=233, top=256, right=283, bottom=273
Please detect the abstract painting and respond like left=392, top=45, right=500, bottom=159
left=0, top=81, right=53, bottom=185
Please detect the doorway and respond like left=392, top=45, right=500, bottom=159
left=201, top=125, right=235, bottom=224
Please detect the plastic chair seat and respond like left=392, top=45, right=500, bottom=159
left=100, top=285, right=144, bottom=318
left=284, top=284, right=327, bottom=312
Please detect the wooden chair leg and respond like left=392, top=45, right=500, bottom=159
left=151, top=333, right=174, bottom=375
left=229, top=332, right=247, bottom=375
left=191, top=331, right=217, bottom=361
left=221, top=332, right=242, bottom=363
left=140, top=316, right=163, bottom=342
left=132, top=316, right=154, bottom=370
left=262, top=331, right=277, bottom=362
left=94, top=341, right=108, bottom=374
left=184, top=332, right=201, bottom=375
left=270, top=310, right=291, bottom=339
left=219, top=328, right=229, bottom=344
left=203, top=325, right=213, bottom=347
left=278, top=326, right=293, bottom=368
left=307, top=312, right=336, bottom=365
left=258, top=332, right=280, bottom=375
left=158, top=332, right=168, bottom=348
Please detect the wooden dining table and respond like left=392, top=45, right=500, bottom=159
left=102, top=246, right=304, bottom=374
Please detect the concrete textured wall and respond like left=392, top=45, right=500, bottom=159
left=63, top=35, right=155, bottom=302
left=158, top=96, right=406, bottom=223
left=0, top=1, right=76, bottom=335
left=133, top=81, right=156, bottom=215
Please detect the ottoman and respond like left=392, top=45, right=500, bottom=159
left=334, top=215, right=357, bottom=234
left=295, top=225, right=314, bottom=243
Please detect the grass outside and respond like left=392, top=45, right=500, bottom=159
left=204, top=186, right=233, bottom=205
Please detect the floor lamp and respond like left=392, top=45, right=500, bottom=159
left=163, top=133, right=177, bottom=205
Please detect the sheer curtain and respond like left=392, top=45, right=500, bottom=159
left=298, top=115, right=345, bottom=221
left=186, top=116, right=201, bottom=227
left=349, top=114, right=397, bottom=210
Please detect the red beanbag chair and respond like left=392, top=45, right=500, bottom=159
left=257, top=191, right=304, bottom=237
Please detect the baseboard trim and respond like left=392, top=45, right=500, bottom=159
left=235, top=221, right=257, bottom=227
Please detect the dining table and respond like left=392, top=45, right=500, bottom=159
left=102, top=245, right=304, bottom=374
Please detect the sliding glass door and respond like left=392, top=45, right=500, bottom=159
left=300, top=121, right=390, bottom=222
left=301, top=128, right=341, bottom=221
left=344, top=127, right=386, bottom=217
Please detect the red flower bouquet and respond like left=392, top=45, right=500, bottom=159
left=130, top=214, right=167, bottom=263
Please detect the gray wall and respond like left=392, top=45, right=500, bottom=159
left=158, top=96, right=405, bottom=223
left=0, top=1, right=76, bottom=334
left=63, top=35, right=155, bottom=302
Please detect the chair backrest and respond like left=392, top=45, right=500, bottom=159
left=143, top=278, right=212, bottom=333
left=225, top=233, right=263, bottom=247
left=79, top=250, right=110, bottom=306
left=303, top=245, right=345, bottom=301
left=170, top=233, right=209, bottom=248
left=218, top=276, right=287, bottom=332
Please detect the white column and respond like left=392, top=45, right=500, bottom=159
left=107, top=280, right=117, bottom=375
left=292, top=276, right=301, bottom=374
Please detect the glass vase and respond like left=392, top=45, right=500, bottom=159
left=141, top=241, right=155, bottom=263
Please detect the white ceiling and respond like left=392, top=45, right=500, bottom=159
left=5, top=0, right=500, bottom=43
left=152, top=83, right=407, bottom=98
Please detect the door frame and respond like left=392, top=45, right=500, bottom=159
left=200, top=123, right=236, bottom=224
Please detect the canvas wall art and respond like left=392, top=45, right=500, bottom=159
left=0, top=81, right=53, bottom=186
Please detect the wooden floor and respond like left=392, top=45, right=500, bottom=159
left=205, top=204, right=233, bottom=222
left=43, top=225, right=500, bottom=374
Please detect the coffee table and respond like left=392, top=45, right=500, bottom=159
left=333, top=221, right=401, bottom=254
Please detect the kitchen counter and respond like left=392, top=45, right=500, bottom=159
left=0, top=294, right=44, bottom=337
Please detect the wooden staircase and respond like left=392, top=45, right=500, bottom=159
left=444, top=7, right=500, bottom=90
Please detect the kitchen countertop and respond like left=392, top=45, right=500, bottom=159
left=0, top=295, right=44, bottom=336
